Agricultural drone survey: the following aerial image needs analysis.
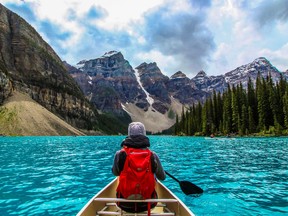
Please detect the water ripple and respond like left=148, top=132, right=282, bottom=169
left=0, top=136, right=287, bottom=215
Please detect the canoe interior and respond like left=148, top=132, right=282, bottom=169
left=77, top=178, right=194, bottom=216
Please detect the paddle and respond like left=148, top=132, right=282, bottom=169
left=165, top=171, right=203, bottom=195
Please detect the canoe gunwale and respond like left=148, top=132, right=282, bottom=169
left=77, top=178, right=194, bottom=216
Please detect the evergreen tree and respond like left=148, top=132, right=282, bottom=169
left=240, top=104, right=248, bottom=135
left=185, top=109, right=190, bottom=135
left=195, top=103, right=203, bottom=133
left=247, top=77, right=257, bottom=132
left=264, top=76, right=274, bottom=128
left=231, top=85, right=240, bottom=132
left=257, top=77, right=267, bottom=131
left=278, top=74, right=287, bottom=98
left=212, top=91, right=223, bottom=133
left=180, top=106, right=185, bottom=134
left=283, top=86, right=288, bottom=129
left=207, top=97, right=215, bottom=134
left=222, top=85, right=232, bottom=134
left=248, top=106, right=256, bottom=133
left=201, top=102, right=208, bottom=135
left=216, top=92, right=223, bottom=132
left=173, top=72, right=288, bottom=136
left=275, top=80, right=285, bottom=127
left=175, top=114, right=179, bottom=135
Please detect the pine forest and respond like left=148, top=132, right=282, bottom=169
left=174, top=74, right=288, bottom=136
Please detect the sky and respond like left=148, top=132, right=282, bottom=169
left=2, top=0, right=288, bottom=78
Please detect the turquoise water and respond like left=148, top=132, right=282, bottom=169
left=0, top=136, right=287, bottom=216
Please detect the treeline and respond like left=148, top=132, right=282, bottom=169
left=174, top=74, right=288, bottom=136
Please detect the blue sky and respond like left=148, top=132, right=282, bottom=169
left=2, top=0, right=288, bottom=78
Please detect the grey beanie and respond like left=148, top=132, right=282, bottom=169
left=128, top=122, right=146, bottom=136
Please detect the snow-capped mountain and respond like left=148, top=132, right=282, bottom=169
left=224, top=57, right=282, bottom=87
left=66, top=51, right=287, bottom=132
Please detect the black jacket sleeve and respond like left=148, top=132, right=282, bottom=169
left=151, top=152, right=166, bottom=180
left=112, top=150, right=126, bottom=176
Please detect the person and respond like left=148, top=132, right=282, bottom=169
left=112, top=122, right=166, bottom=213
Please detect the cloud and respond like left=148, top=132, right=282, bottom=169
left=135, top=50, right=177, bottom=73
left=38, top=21, right=71, bottom=50
left=141, top=5, right=215, bottom=74
left=4, top=2, right=37, bottom=22
left=3, top=2, right=74, bottom=56
left=2, top=0, right=288, bottom=77
left=86, top=6, right=106, bottom=20
left=259, top=43, right=288, bottom=72
left=252, top=0, right=288, bottom=27
left=3, top=0, right=216, bottom=76
left=188, top=0, right=212, bottom=8
left=63, top=9, right=134, bottom=64
left=90, top=0, right=165, bottom=31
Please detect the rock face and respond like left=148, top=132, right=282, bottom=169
left=68, top=51, right=287, bottom=132
left=69, top=51, right=148, bottom=115
left=191, top=71, right=226, bottom=93
left=284, top=70, right=288, bottom=79
left=189, top=57, right=283, bottom=94
left=167, top=71, right=206, bottom=105
left=224, top=57, right=282, bottom=87
left=2, top=4, right=286, bottom=133
left=135, top=62, right=170, bottom=114
left=0, top=70, right=13, bottom=104
left=0, top=3, right=96, bottom=129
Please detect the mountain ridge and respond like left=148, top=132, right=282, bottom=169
left=0, top=3, right=99, bottom=135
left=1, top=91, right=86, bottom=136
left=67, top=52, right=287, bottom=133
left=1, top=3, right=287, bottom=134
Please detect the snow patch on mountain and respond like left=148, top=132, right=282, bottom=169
left=134, top=68, right=154, bottom=106
left=75, top=60, right=87, bottom=70
left=121, top=103, right=133, bottom=116
left=102, top=51, right=120, bottom=58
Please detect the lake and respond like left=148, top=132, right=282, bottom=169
left=0, top=136, right=287, bottom=215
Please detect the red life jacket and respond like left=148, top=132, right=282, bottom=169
left=117, top=147, right=156, bottom=200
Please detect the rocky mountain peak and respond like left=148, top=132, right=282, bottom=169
left=0, top=3, right=96, bottom=130
left=135, top=62, right=161, bottom=76
left=282, top=69, right=288, bottom=79
left=135, top=62, right=168, bottom=83
left=195, top=70, right=207, bottom=78
left=170, top=71, right=187, bottom=79
left=224, top=57, right=281, bottom=87
left=67, top=51, right=287, bottom=133
left=135, top=62, right=170, bottom=114
left=192, top=70, right=210, bottom=87
left=102, top=50, right=121, bottom=58
left=68, top=52, right=148, bottom=115
left=253, top=57, right=269, bottom=65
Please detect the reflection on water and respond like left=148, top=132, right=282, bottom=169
left=0, top=136, right=287, bottom=215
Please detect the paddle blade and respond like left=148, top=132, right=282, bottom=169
left=180, top=181, right=204, bottom=195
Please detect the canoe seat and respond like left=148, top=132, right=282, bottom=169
left=94, top=198, right=179, bottom=203
left=96, top=212, right=175, bottom=216
left=94, top=198, right=177, bottom=216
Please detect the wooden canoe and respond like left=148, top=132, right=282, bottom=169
left=77, top=178, right=195, bottom=216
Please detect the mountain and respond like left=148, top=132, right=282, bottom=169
left=189, top=57, right=283, bottom=94
left=224, top=57, right=282, bottom=86
left=2, top=3, right=286, bottom=134
left=1, top=91, right=86, bottom=136
left=68, top=51, right=147, bottom=116
left=0, top=3, right=97, bottom=133
left=68, top=53, right=287, bottom=133
left=283, top=69, right=288, bottom=79
left=67, top=54, right=178, bottom=132
left=135, top=62, right=170, bottom=114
